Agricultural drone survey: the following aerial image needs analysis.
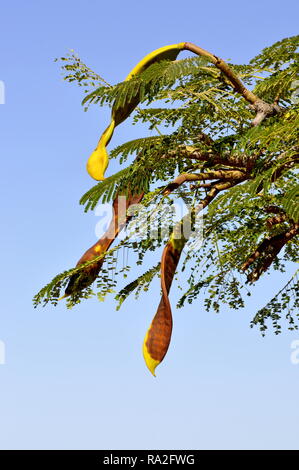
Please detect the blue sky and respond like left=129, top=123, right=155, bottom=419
left=0, top=0, right=299, bottom=450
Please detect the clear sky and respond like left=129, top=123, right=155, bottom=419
left=0, top=0, right=298, bottom=450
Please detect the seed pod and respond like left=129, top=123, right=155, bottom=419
left=87, top=43, right=186, bottom=181
left=143, top=235, right=185, bottom=376
left=63, top=192, right=144, bottom=298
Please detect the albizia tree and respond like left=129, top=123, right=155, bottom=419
left=34, top=36, right=299, bottom=375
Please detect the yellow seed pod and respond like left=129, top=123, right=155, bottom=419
left=125, top=42, right=186, bottom=81
left=87, top=43, right=186, bottom=181
left=142, top=330, right=161, bottom=377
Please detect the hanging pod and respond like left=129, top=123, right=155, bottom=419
left=61, top=193, right=144, bottom=299
left=143, top=234, right=186, bottom=376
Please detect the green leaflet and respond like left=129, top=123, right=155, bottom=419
left=36, top=36, right=299, bottom=363
left=281, top=185, right=299, bottom=223
left=115, top=262, right=161, bottom=310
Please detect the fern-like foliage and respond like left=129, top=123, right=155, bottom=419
left=36, top=36, right=299, bottom=337
left=81, top=57, right=210, bottom=108
left=281, top=185, right=299, bottom=223
left=79, top=167, right=132, bottom=210
left=110, top=136, right=163, bottom=163
left=251, top=269, right=299, bottom=334
left=250, top=35, right=299, bottom=69
left=115, top=262, right=161, bottom=310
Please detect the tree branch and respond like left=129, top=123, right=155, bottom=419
left=183, top=147, right=257, bottom=170
left=241, top=223, right=299, bottom=282
left=183, top=42, right=283, bottom=126
left=266, top=214, right=287, bottom=228
left=250, top=99, right=282, bottom=126
left=163, top=146, right=257, bottom=170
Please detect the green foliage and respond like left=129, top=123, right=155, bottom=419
left=115, top=262, right=161, bottom=310
left=81, top=57, right=210, bottom=109
left=281, top=185, right=299, bottom=223
left=79, top=167, right=131, bottom=209
left=250, top=35, right=299, bottom=69
left=55, top=50, right=111, bottom=90
left=110, top=136, right=163, bottom=163
left=251, top=270, right=299, bottom=335
left=36, top=36, right=299, bottom=335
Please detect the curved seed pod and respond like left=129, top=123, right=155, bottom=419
left=86, top=120, right=115, bottom=182
left=143, top=235, right=186, bottom=376
left=87, top=41, right=257, bottom=180
left=87, top=43, right=186, bottom=181
left=62, top=192, right=144, bottom=298
left=143, top=183, right=231, bottom=375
